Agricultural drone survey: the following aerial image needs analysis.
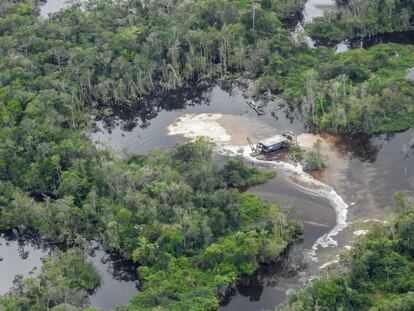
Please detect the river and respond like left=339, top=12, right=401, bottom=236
left=92, top=82, right=414, bottom=310
left=3, top=80, right=413, bottom=310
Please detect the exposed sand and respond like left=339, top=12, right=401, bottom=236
left=167, top=113, right=275, bottom=146
left=167, top=113, right=231, bottom=142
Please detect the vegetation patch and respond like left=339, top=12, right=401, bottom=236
left=273, top=44, right=414, bottom=134
left=0, top=248, right=101, bottom=310
left=305, top=0, right=414, bottom=42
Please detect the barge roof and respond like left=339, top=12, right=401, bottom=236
left=258, top=135, right=288, bottom=147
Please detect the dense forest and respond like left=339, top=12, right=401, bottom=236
left=280, top=194, right=414, bottom=311
left=275, top=44, right=414, bottom=133
left=0, top=0, right=414, bottom=310
left=1, top=0, right=413, bottom=136
left=0, top=1, right=306, bottom=309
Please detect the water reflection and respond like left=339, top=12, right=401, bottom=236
left=92, top=83, right=305, bottom=154
left=97, top=85, right=212, bottom=132
left=321, top=30, right=414, bottom=52
left=302, top=0, right=338, bottom=23
left=335, top=134, right=382, bottom=163
left=0, top=230, right=48, bottom=295
left=0, top=231, right=139, bottom=310
left=89, top=243, right=139, bottom=310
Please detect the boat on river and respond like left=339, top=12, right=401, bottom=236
left=248, top=132, right=296, bottom=156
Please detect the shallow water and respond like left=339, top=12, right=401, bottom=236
left=166, top=109, right=350, bottom=308
left=3, top=82, right=413, bottom=310
left=218, top=175, right=336, bottom=311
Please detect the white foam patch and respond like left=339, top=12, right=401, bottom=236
left=319, top=255, right=340, bottom=269
left=167, top=113, right=349, bottom=262
left=167, top=113, right=231, bottom=142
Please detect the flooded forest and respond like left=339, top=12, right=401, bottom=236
left=0, top=0, right=414, bottom=310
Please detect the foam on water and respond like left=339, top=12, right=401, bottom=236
left=167, top=113, right=349, bottom=262
left=222, top=145, right=348, bottom=261
left=319, top=255, right=340, bottom=269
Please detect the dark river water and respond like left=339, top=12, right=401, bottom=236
left=2, top=0, right=410, bottom=310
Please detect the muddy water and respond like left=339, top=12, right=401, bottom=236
left=2, top=79, right=412, bottom=310
left=166, top=110, right=350, bottom=309
left=92, top=84, right=305, bottom=154
left=91, top=84, right=343, bottom=309
left=93, top=83, right=340, bottom=310
left=0, top=232, right=139, bottom=310
left=218, top=176, right=335, bottom=311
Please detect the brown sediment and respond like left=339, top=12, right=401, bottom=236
left=297, top=133, right=349, bottom=187
left=168, top=114, right=349, bottom=192
left=310, top=170, right=326, bottom=182
left=216, top=114, right=275, bottom=146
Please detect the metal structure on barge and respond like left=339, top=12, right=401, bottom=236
left=247, top=132, right=296, bottom=157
